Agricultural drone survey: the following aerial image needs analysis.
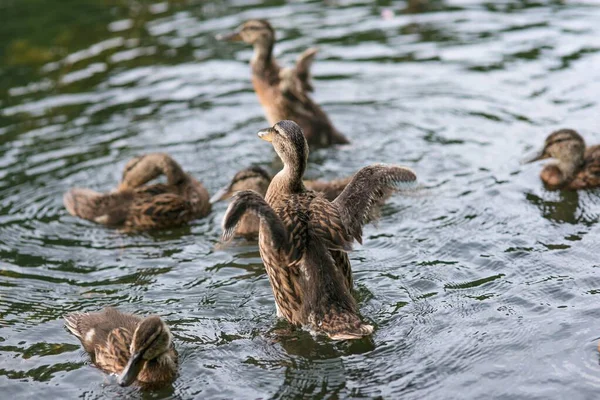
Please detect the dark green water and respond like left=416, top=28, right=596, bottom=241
left=1, top=0, right=600, bottom=398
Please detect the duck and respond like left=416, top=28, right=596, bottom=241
left=64, top=153, right=211, bottom=230
left=64, top=307, right=177, bottom=388
left=526, top=129, right=600, bottom=190
left=217, top=19, right=349, bottom=147
left=220, top=120, right=417, bottom=340
left=210, top=166, right=354, bottom=238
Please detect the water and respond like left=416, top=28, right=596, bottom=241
left=1, top=0, right=600, bottom=398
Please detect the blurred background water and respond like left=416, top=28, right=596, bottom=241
left=1, top=0, right=600, bottom=398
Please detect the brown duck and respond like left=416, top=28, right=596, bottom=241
left=210, top=166, right=353, bottom=238
left=526, top=129, right=600, bottom=190
left=64, top=308, right=177, bottom=388
left=217, top=19, right=349, bottom=147
left=64, top=153, right=211, bottom=230
left=221, top=120, right=417, bottom=340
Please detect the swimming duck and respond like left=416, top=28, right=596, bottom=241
left=217, top=19, right=349, bottom=147
left=220, top=120, right=417, bottom=340
left=64, top=153, right=211, bottom=230
left=526, top=129, right=600, bottom=190
left=210, top=166, right=353, bottom=238
left=64, top=307, right=177, bottom=388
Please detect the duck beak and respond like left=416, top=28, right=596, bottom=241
left=210, top=185, right=232, bottom=204
left=258, top=127, right=275, bottom=143
left=117, top=351, right=144, bottom=387
left=523, top=148, right=550, bottom=164
left=215, top=30, right=243, bottom=42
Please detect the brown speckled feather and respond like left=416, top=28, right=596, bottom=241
left=221, top=19, right=348, bottom=147
left=221, top=121, right=418, bottom=339
left=218, top=167, right=358, bottom=240
left=64, top=153, right=210, bottom=230
left=569, top=145, right=600, bottom=189
left=64, top=308, right=177, bottom=388
left=334, top=164, right=418, bottom=244
left=95, top=327, right=134, bottom=374
left=304, top=177, right=352, bottom=201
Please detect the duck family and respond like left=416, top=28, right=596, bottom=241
left=60, top=18, right=600, bottom=390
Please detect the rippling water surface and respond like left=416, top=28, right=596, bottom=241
left=2, top=0, right=600, bottom=398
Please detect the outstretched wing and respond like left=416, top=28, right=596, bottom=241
left=221, top=190, right=288, bottom=251
left=307, top=195, right=353, bottom=251
left=279, top=66, right=311, bottom=109
left=333, top=164, right=417, bottom=244
left=295, top=47, right=318, bottom=93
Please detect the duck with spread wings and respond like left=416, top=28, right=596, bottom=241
left=221, top=120, right=417, bottom=340
left=217, top=19, right=349, bottom=147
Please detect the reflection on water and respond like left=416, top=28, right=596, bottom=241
left=2, top=0, right=600, bottom=398
left=526, top=189, right=581, bottom=224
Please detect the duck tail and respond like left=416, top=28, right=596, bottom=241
left=331, top=128, right=350, bottom=145
left=64, top=312, right=85, bottom=339
left=221, top=190, right=288, bottom=250
left=320, top=313, right=374, bottom=340
left=63, top=188, right=104, bottom=221
left=302, top=242, right=373, bottom=340
left=64, top=189, right=128, bottom=225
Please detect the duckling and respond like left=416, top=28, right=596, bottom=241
left=64, top=153, right=211, bottom=230
left=526, top=129, right=600, bottom=190
left=217, top=19, right=349, bottom=147
left=64, top=308, right=177, bottom=388
left=211, top=166, right=354, bottom=239
left=220, top=120, right=417, bottom=340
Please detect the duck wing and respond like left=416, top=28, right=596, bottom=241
left=573, top=145, right=600, bottom=188
left=584, top=145, right=600, bottom=173
left=222, top=190, right=288, bottom=251
left=95, top=326, right=134, bottom=373
left=333, top=164, right=417, bottom=244
left=279, top=66, right=312, bottom=110
left=128, top=192, right=194, bottom=229
left=295, top=47, right=318, bottom=92
left=64, top=308, right=140, bottom=354
left=307, top=195, right=354, bottom=251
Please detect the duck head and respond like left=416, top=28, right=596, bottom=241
left=210, top=166, right=272, bottom=203
left=117, top=316, right=172, bottom=387
left=258, top=120, right=308, bottom=178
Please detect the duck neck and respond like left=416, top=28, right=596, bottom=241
left=556, top=154, right=584, bottom=183
left=268, top=160, right=306, bottom=200
left=251, top=40, right=276, bottom=77
left=120, top=153, right=185, bottom=190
